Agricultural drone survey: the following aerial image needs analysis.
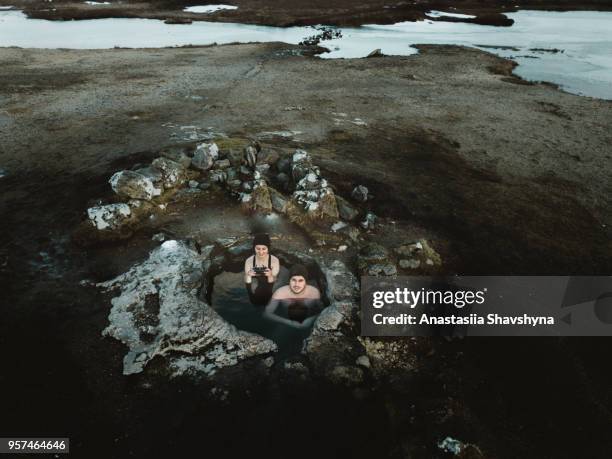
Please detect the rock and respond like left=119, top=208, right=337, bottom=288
left=243, top=145, right=257, bottom=168
left=227, top=179, right=242, bottom=190
left=87, top=203, right=131, bottom=230
left=209, top=170, right=227, bottom=183
left=315, top=189, right=340, bottom=220
left=351, top=185, right=369, bottom=202
left=399, top=259, right=420, bottom=269
left=151, top=157, right=187, bottom=188
left=298, top=172, right=322, bottom=191
left=328, top=365, right=363, bottom=386
left=269, top=187, right=288, bottom=213
left=367, top=263, right=397, bottom=276
left=255, top=163, right=270, bottom=175
left=276, top=156, right=292, bottom=174
left=361, top=243, right=389, bottom=261
left=152, top=233, right=166, bottom=242
left=214, top=159, right=231, bottom=169
left=257, top=149, right=280, bottom=166
left=134, top=166, right=164, bottom=188
left=98, top=241, right=277, bottom=376
left=192, top=142, right=218, bottom=171
left=360, top=212, right=377, bottom=229
left=198, top=181, right=211, bottom=190
left=338, top=245, right=348, bottom=252
left=161, top=149, right=191, bottom=168
left=331, top=221, right=348, bottom=232
left=323, top=260, right=359, bottom=303
left=395, top=239, right=441, bottom=270
left=275, top=172, right=290, bottom=191
left=356, top=355, right=371, bottom=368
left=188, top=180, right=199, bottom=189
left=164, top=17, right=192, bottom=24
left=110, top=170, right=162, bottom=201
left=291, top=155, right=339, bottom=221
left=245, top=180, right=272, bottom=212
left=395, top=241, right=423, bottom=257
left=225, top=167, right=238, bottom=182
left=226, top=149, right=243, bottom=167
left=291, top=149, right=314, bottom=182
left=358, top=243, right=397, bottom=276
left=336, top=195, right=360, bottom=221
left=366, top=48, right=384, bottom=58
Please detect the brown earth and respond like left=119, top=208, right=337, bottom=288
left=5, top=0, right=612, bottom=26
left=1, top=43, right=612, bottom=458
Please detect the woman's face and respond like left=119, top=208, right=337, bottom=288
left=254, top=244, right=268, bottom=258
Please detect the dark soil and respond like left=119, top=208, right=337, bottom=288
left=8, top=0, right=612, bottom=26
left=1, top=43, right=612, bottom=458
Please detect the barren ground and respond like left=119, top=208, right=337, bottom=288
left=6, top=0, right=612, bottom=26
left=1, top=43, right=612, bottom=458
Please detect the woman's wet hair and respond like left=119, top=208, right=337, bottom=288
left=252, top=233, right=270, bottom=250
left=289, top=264, right=308, bottom=280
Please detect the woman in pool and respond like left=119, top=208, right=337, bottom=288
left=244, top=233, right=280, bottom=306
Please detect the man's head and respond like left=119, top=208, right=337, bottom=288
left=253, top=233, right=270, bottom=257
left=289, top=264, right=309, bottom=294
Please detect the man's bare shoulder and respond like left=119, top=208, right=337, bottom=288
left=305, top=285, right=321, bottom=298
left=272, top=285, right=291, bottom=299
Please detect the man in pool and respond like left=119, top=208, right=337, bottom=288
left=244, top=233, right=280, bottom=306
left=264, top=264, right=322, bottom=329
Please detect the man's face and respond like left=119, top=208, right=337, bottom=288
left=255, top=244, right=268, bottom=257
left=289, top=275, right=307, bottom=294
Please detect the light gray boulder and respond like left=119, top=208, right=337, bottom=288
left=151, top=157, right=187, bottom=189
left=87, top=203, right=131, bottom=230
left=192, top=142, right=219, bottom=171
left=98, top=240, right=277, bottom=376
left=109, top=170, right=162, bottom=201
left=134, top=166, right=164, bottom=188
left=351, top=185, right=369, bottom=202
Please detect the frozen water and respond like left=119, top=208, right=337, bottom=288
left=0, top=10, right=612, bottom=98
left=426, top=10, right=476, bottom=19
left=183, top=4, right=238, bottom=14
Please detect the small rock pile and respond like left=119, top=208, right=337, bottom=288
left=358, top=240, right=443, bottom=276
left=291, top=149, right=339, bottom=220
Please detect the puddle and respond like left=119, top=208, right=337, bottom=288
left=1, top=10, right=612, bottom=98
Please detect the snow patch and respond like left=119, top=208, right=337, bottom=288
left=183, top=4, right=238, bottom=14
left=426, top=10, right=476, bottom=19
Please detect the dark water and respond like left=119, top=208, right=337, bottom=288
left=210, top=270, right=311, bottom=359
